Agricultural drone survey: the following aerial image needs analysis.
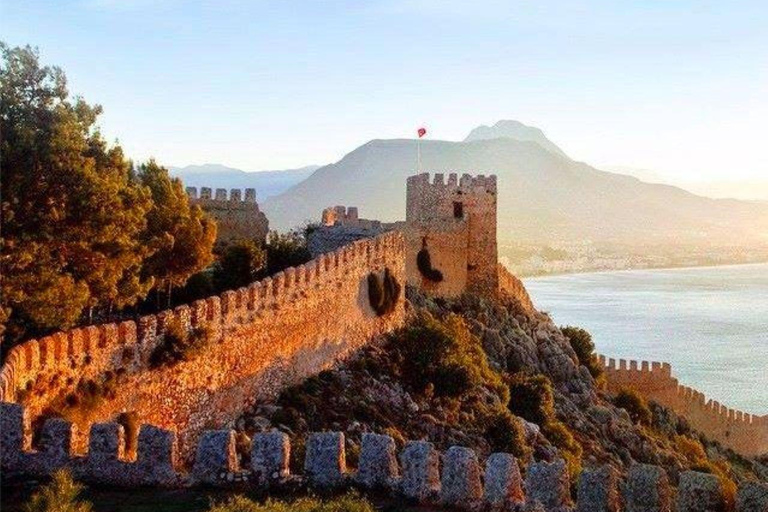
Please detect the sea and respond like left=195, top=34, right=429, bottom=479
left=524, top=263, right=768, bottom=416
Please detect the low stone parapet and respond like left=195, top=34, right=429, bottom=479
left=3, top=402, right=760, bottom=511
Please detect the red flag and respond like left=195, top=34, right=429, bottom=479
left=417, top=127, right=427, bottom=138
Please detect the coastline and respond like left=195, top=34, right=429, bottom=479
left=524, top=262, right=768, bottom=415
left=517, top=259, right=768, bottom=280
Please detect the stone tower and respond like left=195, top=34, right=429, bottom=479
left=405, top=172, right=498, bottom=297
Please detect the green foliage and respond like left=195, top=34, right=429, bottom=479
left=505, top=373, right=555, bottom=425
left=416, top=248, right=443, bottom=282
left=392, top=311, right=506, bottom=399
left=542, top=420, right=583, bottom=477
left=506, top=372, right=582, bottom=476
left=561, top=326, right=603, bottom=380
left=0, top=44, right=217, bottom=344
left=214, top=239, right=267, bottom=291
left=367, top=268, right=401, bottom=316
left=1, top=43, right=154, bottom=343
left=674, top=435, right=737, bottom=510
left=137, top=160, right=217, bottom=308
left=485, top=408, right=531, bottom=458
left=614, top=388, right=653, bottom=426
left=208, top=493, right=375, bottom=512
left=149, top=318, right=214, bottom=368
left=23, top=470, right=92, bottom=512
left=264, top=230, right=312, bottom=276
left=173, top=270, right=216, bottom=305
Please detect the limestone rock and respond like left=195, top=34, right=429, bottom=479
left=677, top=471, right=724, bottom=512
left=625, top=464, right=671, bottom=512
left=736, top=481, right=768, bottom=512
left=577, top=465, right=620, bottom=512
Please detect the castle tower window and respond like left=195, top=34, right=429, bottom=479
left=453, top=201, right=463, bottom=219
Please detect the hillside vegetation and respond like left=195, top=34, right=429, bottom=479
left=233, top=287, right=767, bottom=504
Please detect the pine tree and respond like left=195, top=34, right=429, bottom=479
left=1, top=43, right=153, bottom=343
left=137, top=160, right=217, bottom=308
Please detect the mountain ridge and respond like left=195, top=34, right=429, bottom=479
left=262, top=136, right=768, bottom=248
left=464, top=119, right=569, bottom=158
left=170, top=164, right=320, bottom=200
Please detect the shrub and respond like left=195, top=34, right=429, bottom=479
left=392, top=312, right=505, bottom=399
left=485, top=409, right=530, bottom=458
left=543, top=420, right=583, bottom=478
left=675, top=435, right=736, bottom=510
left=416, top=248, right=443, bottom=282
left=367, top=268, right=401, bottom=316
left=265, top=230, right=312, bottom=276
left=614, top=388, right=652, bottom=426
left=116, top=411, right=140, bottom=455
left=561, top=326, right=603, bottom=380
left=214, top=239, right=267, bottom=291
left=149, top=318, right=214, bottom=368
left=505, top=373, right=555, bottom=425
left=23, top=469, right=92, bottom=512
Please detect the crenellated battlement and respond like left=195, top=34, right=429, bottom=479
left=406, top=172, right=498, bottom=196
left=3, top=402, right=765, bottom=511
left=0, top=232, right=406, bottom=458
left=321, top=205, right=360, bottom=226
left=599, top=354, right=768, bottom=456
left=186, top=187, right=258, bottom=203
left=185, top=186, right=269, bottom=244
left=405, top=172, right=499, bottom=298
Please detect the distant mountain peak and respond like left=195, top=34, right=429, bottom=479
left=464, top=120, right=568, bottom=159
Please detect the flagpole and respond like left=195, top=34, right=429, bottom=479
left=417, top=138, right=422, bottom=172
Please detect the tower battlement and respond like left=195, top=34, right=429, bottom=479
left=185, top=187, right=269, bottom=244
left=405, top=172, right=498, bottom=297
left=185, top=187, right=258, bottom=203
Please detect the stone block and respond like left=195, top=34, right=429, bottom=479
left=400, top=440, right=440, bottom=502
left=1, top=402, right=28, bottom=470
left=137, top=425, right=178, bottom=484
left=87, top=423, right=125, bottom=471
left=524, top=459, right=571, bottom=511
left=577, top=465, right=620, bottom=512
left=677, top=471, right=725, bottom=512
left=484, top=452, right=524, bottom=506
left=736, top=481, right=768, bottom=512
left=251, top=431, right=290, bottom=482
left=304, top=431, right=346, bottom=487
left=39, top=418, right=76, bottom=465
left=357, top=433, right=398, bottom=489
left=193, top=430, right=237, bottom=485
left=440, top=446, right=482, bottom=506
left=625, top=464, right=671, bottom=512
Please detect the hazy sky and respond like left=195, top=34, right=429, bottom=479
left=3, top=0, right=768, bottom=181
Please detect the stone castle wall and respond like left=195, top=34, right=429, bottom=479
left=0, top=232, right=406, bottom=459
left=186, top=187, right=270, bottom=245
left=599, top=355, right=768, bottom=456
left=405, top=173, right=498, bottom=297
left=3, top=402, right=766, bottom=511
left=308, top=206, right=397, bottom=258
